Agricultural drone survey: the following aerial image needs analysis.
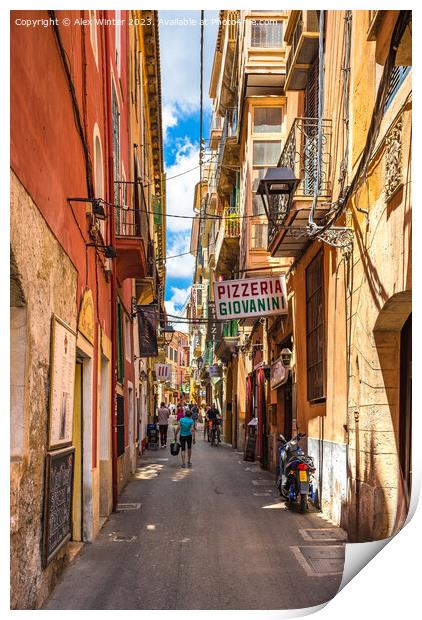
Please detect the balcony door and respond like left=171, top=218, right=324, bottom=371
left=303, top=57, right=320, bottom=195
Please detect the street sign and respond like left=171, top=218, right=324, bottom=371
left=154, top=363, right=171, bottom=381
left=214, top=276, right=288, bottom=320
left=270, top=357, right=289, bottom=390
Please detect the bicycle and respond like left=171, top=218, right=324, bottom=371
left=210, top=421, right=221, bottom=446
left=204, top=419, right=210, bottom=442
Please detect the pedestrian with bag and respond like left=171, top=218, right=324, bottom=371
left=157, top=401, right=170, bottom=449
left=178, top=408, right=195, bottom=468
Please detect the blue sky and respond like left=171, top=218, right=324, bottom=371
left=159, top=10, right=218, bottom=319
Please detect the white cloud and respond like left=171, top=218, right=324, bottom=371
left=165, top=140, right=200, bottom=233
left=169, top=285, right=191, bottom=306
left=159, top=10, right=218, bottom=130
left=165, top=285, right=191, bottom=334
left=165, top=232, right=195, bottom=279
left=162, top=103, right=179, bottom=138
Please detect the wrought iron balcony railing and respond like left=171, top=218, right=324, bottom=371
left=268, top=117, right=332, bottom=247
left=114, top=204, right=149, bottom=242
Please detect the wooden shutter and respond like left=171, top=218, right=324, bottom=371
left=306, top=251, right=325, bottom=401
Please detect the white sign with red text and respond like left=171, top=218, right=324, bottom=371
left=214, top=276, right=288, bottom=320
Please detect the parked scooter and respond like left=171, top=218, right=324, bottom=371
left=276, top=432, right=316, bottom=512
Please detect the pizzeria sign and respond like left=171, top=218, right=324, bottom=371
left=214, top=276, right=288, bottom=320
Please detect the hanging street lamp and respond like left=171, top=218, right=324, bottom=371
left=256, top=167, right=300, bottom=219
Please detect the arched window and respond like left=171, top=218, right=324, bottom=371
left=93, top=124, right=105, bottom=237
left=93, top=125, right=104, bottom=200
left=89, top=10, right=98, bottom=68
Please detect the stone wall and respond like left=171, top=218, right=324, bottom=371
left=10, top=170, right=78, bottom=609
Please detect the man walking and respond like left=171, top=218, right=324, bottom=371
left=157, top=401, right=170, bottom=448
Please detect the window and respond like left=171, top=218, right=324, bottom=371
left=89, top=11, right=98, bottom=67
left=251, top=223, right=268, bottom=249
left=116, top=394, right=125, bottom=457
left=251, top=20, right=283, bottom=47
left=112, top=85, right=120, bottom=207
left=116, top=301, right=124, bottom=384
left=253, top=141, right=281, bottom=166
left=115, top=10, right=121, bottom=76
left=253, top=107, right=282, bottom=134
left=252, top=169, right=266, bottom=216
left=125, top=315, right=131, bottom=361
left=384, top=66, right=411, bottom=112
left=306, top=252, right=325, bottom=401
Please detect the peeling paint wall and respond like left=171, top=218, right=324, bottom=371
left=10, top=171, right=78, bottom=609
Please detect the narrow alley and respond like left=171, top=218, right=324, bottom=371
left=44, top=432, right=345, bottom=610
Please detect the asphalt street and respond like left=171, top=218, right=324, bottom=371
left=44, top=430, right=346, bottom=610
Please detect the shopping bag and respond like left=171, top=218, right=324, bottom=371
left=170, top=441, right=180, bottom=456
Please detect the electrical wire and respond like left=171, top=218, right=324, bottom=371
left=100, top=198, right=282, bottom=222
left=309, top=10, right=411, bottom=242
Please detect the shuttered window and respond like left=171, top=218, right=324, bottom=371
left=305, top=56, right=319, bottom=118
left=116, top=394, right=125, bottom=457
left=306, top=252, right=325, bottom=401
left=384, top=66, right=411, bottom=112
left=116, top=301, right=124, bottom=384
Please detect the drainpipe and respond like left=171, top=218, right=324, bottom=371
left=104, top=17, right=119, bottom=512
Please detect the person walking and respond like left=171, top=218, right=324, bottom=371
left=191, top=402, right=199, bottom=444
left=168, top=408, right=178, bottom=445
left=157, top=402, right=170, bottom=448
left=176, top=401, right=184, bottom=421
left=178, top=408, right=195, bottom=468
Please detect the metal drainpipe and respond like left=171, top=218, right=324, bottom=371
left=104, top=18, right=119, bottom=512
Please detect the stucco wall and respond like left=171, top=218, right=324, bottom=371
left=10, top=170, right=78, bottom=609
left=308, top=437, right=348, bottom=528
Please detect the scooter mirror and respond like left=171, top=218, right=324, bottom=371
left=279, top=434, right=287, bottom=442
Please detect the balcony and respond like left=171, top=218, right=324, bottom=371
left=217, top=10, right=239, bottom=115
left=114, top=205, right=148, bottom=282
left=214, top=204, right=240, bottom=277
left=215, top=319, right=239, bottom=363
left=209, top=113, right=224, bottom=150
left=216, top=108, right=239, bottom=194
left=285, top=11, right=319, bottom=91
left=267, top=117, right=332, bottom=257
left=136, top=240, right=157, bottom=305
left=244, top=15, right=286, bottom=97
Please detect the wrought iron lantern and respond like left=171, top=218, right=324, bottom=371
left=195, top=356, right=204, bottom=370
left=160, top=324, right=175, bottom=345
left=281, top=347, right=293, bottom=368
left=256, top=167, right=300, bottom=218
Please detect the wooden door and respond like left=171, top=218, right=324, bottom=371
left=72, top=361, right=83, bottom=541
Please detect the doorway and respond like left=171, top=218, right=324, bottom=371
left=72, top=360, right=83, bottom=541
left=399, top=313, right=412, bottom=509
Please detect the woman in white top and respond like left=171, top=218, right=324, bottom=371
left=168, top=411, right=178, bottom=444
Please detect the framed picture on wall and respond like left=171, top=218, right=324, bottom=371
left=48, top=315, right=77, bottom=450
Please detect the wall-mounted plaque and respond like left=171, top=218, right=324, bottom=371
left=48, top=315, right=77, bottom=450
left=42, top=447, right=75, bottom=567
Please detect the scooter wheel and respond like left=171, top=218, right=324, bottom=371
left=300, top=494, right=308, bottom=513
